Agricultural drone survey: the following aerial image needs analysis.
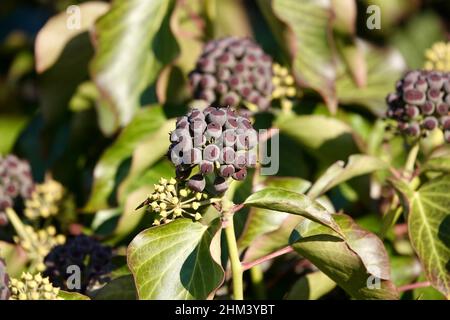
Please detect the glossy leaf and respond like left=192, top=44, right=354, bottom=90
left=307, top=154, right=387, bottom=199
left=272, top=0, right=337, bottom=113
left=291, top=214, right=399, bottom=299
left=90, top=0, right=179, bottom=134
left=239, top=177, right=311, bottom=249
left=84, top=105, right=167, bottom=212
left=58, top=291, right=91, bottom=300
left=408, top=175, right=450, bottom=296
left=244, top=187, right=342, bottom=235
left=127, top=219, right=224, bottom=300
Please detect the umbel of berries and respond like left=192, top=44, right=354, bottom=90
left=385, top=70, right=450, bottom=143
left=168, top=106, right=257, bottom=193
left=43, top=235, right=113, bottom=293
left=189, top=37, right=273, bottom=111
left=0, top=155, right=34, bottom=217
left=0, top=258, right=10, bottom=300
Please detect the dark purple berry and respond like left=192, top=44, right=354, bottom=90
left=213, top=176, right=228, bottom=194
left=187, top=174, right=206, bottom=192
left=232, top=167, right=247, bottom=181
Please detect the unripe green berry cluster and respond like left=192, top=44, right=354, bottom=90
left=43, top=235, right=112, bottom=293
left=168, top=106, right=257, bottom=193
left=137, top=177, right=213, bottom=226
left=9, top=272, right=61, bottom=300
left=189, top=37, right=273, bottom=111
left=386, top=70, right=450, bottom=142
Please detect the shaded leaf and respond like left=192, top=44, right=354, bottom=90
left=127, top=218, right=224, bottom=300
left=291, top=214, right=398, bottom=299
left=90, top=0, right=179, bottom=134
left=92, top=275, right=136, bottom=300
left=285, top=271, right=336, bottom=300
left=239, top=177, right=311, bottom=249
left=84, top=105, right=167, bottom=212
left=0, top=115, right=29, bottom=154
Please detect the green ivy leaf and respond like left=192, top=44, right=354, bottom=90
left=91, top=275, right=137, bottom=300
left=335, top=41, right=405, bottom=115
left=127, top=219, right=224, bottom=300
left=291, top=214, right=399, bottom=299
left=421, top=156, right=450, bottom=174
left=0, top=116, right=29, bottom=155
left=239, top=177, right=311, bottom=249
left=272, top=0, right=337, bottom=113
left=408, top=175, right=450, bottom=297
left=244, top=187, right=342, bottom=235
left=307, top=154, right=387, bottom=199
left=84, top=105, right=167, bottom=212
left=276, top=114, right=360, bottom=163
left=90, top=0, right=179, bottom=134
left=58, top=291, right=91, bottom=300
left=285, top=271, right=336, bottom=300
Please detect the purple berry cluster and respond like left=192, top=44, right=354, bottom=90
left=386, top=70, right=450, bottom=142
left=0, top=155, right=34, bottom=214
left=0, top=258, right=10, bottom=300
left=189, top=37, right=273, bottom=112
left=43, top=235, right=112, bottom=293
left=168, top=107, right=258, bottom=193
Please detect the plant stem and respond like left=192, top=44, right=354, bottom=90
left=222, top=179, right=244, bottom=300
left=242, top=245, right=293, bottom=271
left=398, top=281, right=431, bottom=292
left=249, top=265, right=266, bottom=299
left=404, top=143, right=419, bottom=178
left=224, top=213, right=243, bottom=300
left=5, top=207, right=32, bottom=245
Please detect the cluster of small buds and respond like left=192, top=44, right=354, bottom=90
left=0, top=258, right=9, bottom=300
left=8, top=272, right=61, bottom=300
left=14, top=225, right=66, bottom=272
left=168, top=106, right=258, bottom=194
left=385, top=70, right=450, bottom=142
left=137, top=178, right=217, bottom=226
left=0, top=155, right=34, bottom=216
left=424, top=42, right=450, bottom=72
left=44, top=234, right=113, bottom=293
left=189, top=37, right=273, bottom=111
left=24, top=179, right=64, bottom=220
left=271, top=63, right=297, bottom=100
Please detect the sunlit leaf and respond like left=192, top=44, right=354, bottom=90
left=127, top=219, right=224, bottom=300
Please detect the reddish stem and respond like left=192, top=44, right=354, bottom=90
left=241, top=246, right=294, bottom=271
left=398, top=281, right=431, bottom=292
left=394, top=223, right=408, bottom=237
